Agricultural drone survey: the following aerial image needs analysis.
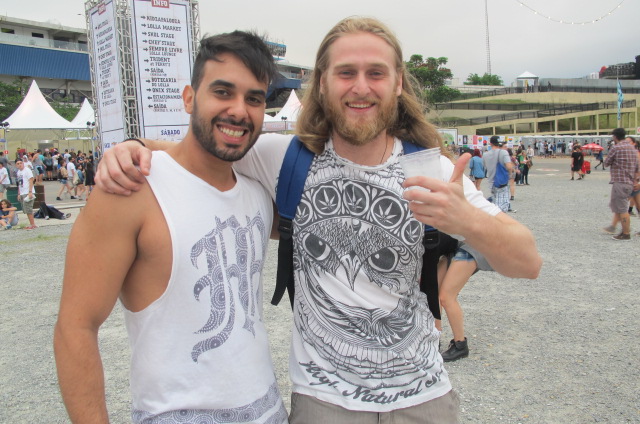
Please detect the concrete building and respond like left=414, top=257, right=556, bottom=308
left=0, top=16, right=92, bottom=103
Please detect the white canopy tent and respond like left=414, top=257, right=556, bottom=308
left=2, top=80, right=94, bottom=150
left=70, top=99, right=97, bottom=127
left=5, top=80, right=78, bottom=130
left=516, top=71, right=539, bottom=91
left=262, top=90, right=302, bottom=132
left=273, top=89, right=302, bottom=122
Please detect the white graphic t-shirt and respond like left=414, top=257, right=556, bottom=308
left=17, top=167, right=35, bottom=196
left=237, top=135, right=500, bottom=412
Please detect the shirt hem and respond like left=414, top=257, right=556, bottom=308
left=291, top=381, right=452, bottom=413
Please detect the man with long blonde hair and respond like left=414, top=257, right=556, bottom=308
left=97, top=17, right=541, bottom=422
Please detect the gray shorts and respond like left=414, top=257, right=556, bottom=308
left=609, top=183, right=633, bottom=214
left=20, top=194, right=35, bottom=215
left=289, top=391, right=460, bottom=424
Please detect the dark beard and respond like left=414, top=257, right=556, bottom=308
left=191, top=100, right=258, bottom=162
left=322, top=95, right=398, bottom=146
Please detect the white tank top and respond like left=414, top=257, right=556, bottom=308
left=124, top=151, right=287, bottom=423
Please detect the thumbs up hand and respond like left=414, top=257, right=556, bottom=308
left=402, top=153, right=478, bottom=237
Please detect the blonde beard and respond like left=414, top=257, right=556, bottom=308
left=322, top=96, right=398, bottom=146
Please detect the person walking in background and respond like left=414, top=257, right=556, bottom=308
left=594, top=147, right=606, bottom=170
left=66, top=157, right=78, bottom=200
left=74, top=164, right=87, bottom=201
left=32, top=150, right=45, bottom=184
left=84, top=156, right=96, bottom=198
left=438, top=244, right=494, bottom=362
left=516, top=147, right=526, bottom=185
left=0, top=161, right=9, bottom=200
left=571, top=144, right=584, bottom=180
left=508, top=147, right=518, bottom=201
left=602, top=129, right=639, bottom=240
left=56, top=158, right=72, bottom=201
left=15, top=159, right=37, bottom=230
left=483, top=136, right=513, bottom=212
left=469, top=148, right=485, bottom=190
left=0, top=151, right=9, bottom=170
left=526, top=144, right=534, bottom=160
left=43, top=152, right=55, bottom=180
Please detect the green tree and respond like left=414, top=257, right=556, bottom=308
left=0, top=79, right=28, bottom=122
left=406, top=55, right=460, bottom=104
left=0, top=79, right=81, bottom=122
left=465, top=73, right=503, bottom=86
left=50, top=99, right=81, bottom=121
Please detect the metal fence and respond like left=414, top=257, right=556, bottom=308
left=442, top=100, right=636, bottom=127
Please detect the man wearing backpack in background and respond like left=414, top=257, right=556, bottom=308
left=96, top=17, right=541, bottom=422
left=483, top=136, right=513, bottom=213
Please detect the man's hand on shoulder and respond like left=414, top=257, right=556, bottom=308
left=95, top=139, right=153, bottom=195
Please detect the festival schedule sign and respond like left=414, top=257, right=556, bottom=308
left=88, top=0, right=126, bottom=148
left=131, top=0, right=194, bottom=141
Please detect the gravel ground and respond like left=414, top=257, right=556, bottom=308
left=1, top=156, right=639, bottom=423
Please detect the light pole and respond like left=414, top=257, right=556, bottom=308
left=281, top=116, right=287, bottom=132
left=86, top=121, right=96, bottom=158
left=485, top=0, right=492, bottom=75
left=1, top=122, right=9, bottom=159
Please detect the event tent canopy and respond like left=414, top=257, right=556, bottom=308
left=266, top=89, right=302, bottom=122
left=70, top=99, right=96, bottom=127
left=4, top=80, right=80, bottom=129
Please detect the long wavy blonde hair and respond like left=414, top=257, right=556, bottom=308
left=296, top=16, right=446, bottom=156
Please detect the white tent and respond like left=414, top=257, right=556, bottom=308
left=273, top=90, right=302, bottom=122
left=517, top=71, right=538, bottom=79
left=70, top=99, right=96, bottom=127
left=516, top=71, right=539, bottom=91
left=4, top=80, right=79, bottom=129
left=264, top=113, right=279, bottom=122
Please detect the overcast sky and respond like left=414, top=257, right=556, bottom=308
left=2, top=0, right=639, bottom=84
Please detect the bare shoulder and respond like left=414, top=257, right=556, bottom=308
left=74, top=184, right=153, bottom=232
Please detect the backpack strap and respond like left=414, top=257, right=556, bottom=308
left=272, top=136, right=315, bottom=307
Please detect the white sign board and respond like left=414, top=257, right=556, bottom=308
left=88, top=0, right=126, bottom=147
left=131, top=0, right=194, bottom=141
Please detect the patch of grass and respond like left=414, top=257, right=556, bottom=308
left=0, top=233, right=67, bottom=246
left=473, top=99, right=530, bottom=105
left=34, top=233, right=66, bottom=242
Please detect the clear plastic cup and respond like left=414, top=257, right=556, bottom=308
left=399, top=147, right=465, bottom=241
left=398, top=147, right=443, bottom=184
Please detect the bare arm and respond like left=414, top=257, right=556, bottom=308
left=54, top=188, right=143, bottom=422
left=404, top=154, right=542, bottom=279
left=95, top=138, right=173, bottom=195
left=27, top=176, right=34, bottom=198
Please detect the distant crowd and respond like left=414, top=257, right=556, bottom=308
left=0, top=148, right=100, bottom=230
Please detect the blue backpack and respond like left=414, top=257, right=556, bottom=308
left=272, top=136, right=458, bottom=320
left=493, top=151, right=510, bottom=188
